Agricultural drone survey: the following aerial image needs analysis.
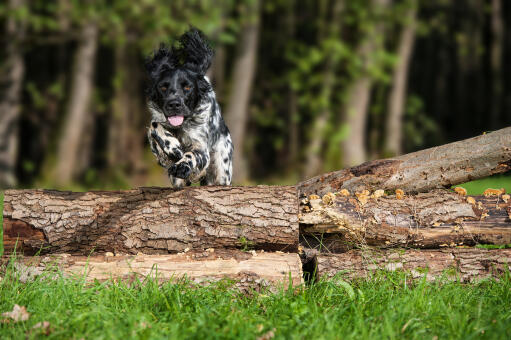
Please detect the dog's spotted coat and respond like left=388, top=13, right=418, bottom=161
left=146, top=29, right=233, bottom=187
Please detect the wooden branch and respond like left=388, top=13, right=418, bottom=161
left=2, top=250, right=303, bottom=289
left=3, top=186, right=298, bottom=255
left=317, top=248, right=511, bottom=282
left=300, top=190, right=511, bottom=249
left=298, top=127, right=511, bottom=196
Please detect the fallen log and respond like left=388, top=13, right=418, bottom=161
left=298, top=127, right=511, bottom=196
left=317, top=248, right=511, bottom=282
left=2, top=250, right=303, bottom=289
left=300, top=190, right=511, bottom=250
left=2, top=186, right=298, bottom=255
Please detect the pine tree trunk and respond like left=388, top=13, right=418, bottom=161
left=55, top=23, right=99, bottom=185
left=224, top=0, right=261, bottom=183
left=0, top=0, right=26, bottom=189
left=384, top=2, right=417, bottom=156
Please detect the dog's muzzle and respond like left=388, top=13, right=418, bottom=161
left=164, top=99, right=185, bottom=126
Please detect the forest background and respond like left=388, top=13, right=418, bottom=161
left=1, top=0, right=510, bottom=190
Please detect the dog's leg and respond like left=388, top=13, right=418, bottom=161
left=148, top=122, right=183, bottom=163
left=169, top=146, right=210, bottom=182
left=168, top=174, right=190, bottom=188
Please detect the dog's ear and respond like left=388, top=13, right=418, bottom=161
left=144, top=44, right=178, bottom=81
left=178, top=28, right=214, bottom=75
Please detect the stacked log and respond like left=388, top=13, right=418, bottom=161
left=2, top=186, right=302, bottom=287
left=2, top=127, right=511, bottom=284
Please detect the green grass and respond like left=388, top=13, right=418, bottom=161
left=0, top=191, right=3, bottom=257
left=453, top=174, right=511, bottom=195
left=0, top=267, right=510, bottom=339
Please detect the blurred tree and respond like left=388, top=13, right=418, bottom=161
left=108, top=42, right=145, bottom=178
left=385, top=0, right=417, bottom=156
left=490, top=0, right=503, bottom=129
left=225, top=0, right=261, bottom=183
left=0, top=0, right=26, bottom=189
left=55, top=22, right=98, bottom=185
left=340, top=0, right=390, bottom=167
left=304, top=0, right=344, bottom=178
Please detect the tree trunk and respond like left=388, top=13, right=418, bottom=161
left=0, top=0, right=26, bottom=189
left=108, top=42, right=145, bottom=179
left=490, top=0, right=503, bottom=129
left=300, top=190, right=511, bottom=250
left=340, top=0, right=390, bottom=167
left=303, top=0, right=344, bottom=178
left=384, top=2, right=417, bottom=156
left=286, top=0, right=299, bottom=172
left=224, top=0, right=261, bottom=183
left=298, top=126, right=511, bottom=196
left=317, top=248, right=511, bottom=282
left=55, top=23, right=99, bottom=185
left=4, top=250, right=303, bottom=289
left=3, top=186, right=299, bottom=255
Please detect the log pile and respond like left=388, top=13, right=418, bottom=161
left=2, top=127, right=511, bottom=285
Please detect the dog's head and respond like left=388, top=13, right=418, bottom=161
left=145, top=29, right=213, bottom=128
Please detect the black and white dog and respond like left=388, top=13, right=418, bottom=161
left=145, top=29, right=233, bottom=187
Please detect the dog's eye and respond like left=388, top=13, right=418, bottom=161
left=184, top=86, right=191, bottom=91
left=160, top=86, right=167, bottom=92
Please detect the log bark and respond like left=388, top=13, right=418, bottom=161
left=317, top=248, right=511, bottom=282
left=298, top=126, right=511, bottom=196
left=300, top=190, right=511, bottom=250
left=3, top=250, right=303, bottom=289
left=2, top=186, right=299, bottom=255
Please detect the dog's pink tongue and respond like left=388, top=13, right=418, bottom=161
left=168, top=115, right=184, bottom=126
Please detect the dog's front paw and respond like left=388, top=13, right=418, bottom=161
left=149, top=122, right=183, bottom=162
left=169, top=161, right=192, bottom=179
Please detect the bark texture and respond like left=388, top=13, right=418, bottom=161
left=3, top=186, right=299, bottom=255
left=224, top=0, right=261, bottom=183
left=3, top=250, right=303, bottom=289
left=317, top=248, right=511, bottom=282
left=300, top=191, right=511, bottom=249
left=0, top=0, right=25, bottom=188
left=298, top=126, right=511, bottom=196
left=55, top=23, right=99, bottom=185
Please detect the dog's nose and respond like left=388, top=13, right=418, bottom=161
left=166, top=100, right=182, bottom=111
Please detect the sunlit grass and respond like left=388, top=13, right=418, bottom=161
left=454, top=174, right=511, bottom=195
left=0, top=264, right=509, bottom=339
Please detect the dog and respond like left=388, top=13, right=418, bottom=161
left=145, top=29, right=233, bottom=187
